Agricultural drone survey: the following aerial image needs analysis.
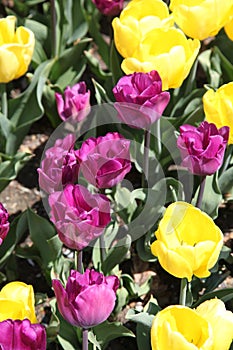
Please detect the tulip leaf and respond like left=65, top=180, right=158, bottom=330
left=93, top=320, right=135, bottom=348
left=110, top=41, right=124, bottom=86
left=219, top=165, right=233, bottom=197
left=192, top=288, right=233, bottom=308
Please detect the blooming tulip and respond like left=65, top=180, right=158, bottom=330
left=49, top=184, right=111, bottom=251
left=0, top=203, right=9, bottom=245
left=112, top=0, right=174, bottom=59
left=52, top=269, right=119, bottom=328
left=225, top=16, right=233, bottom=41
left=177, top=121, right=229, bottom=176
left=120, top=27, right=200, bottom=89
left=76, top=132, right=131, bottom=188
left=151, top=304, right=213, bottom=350
left=113, top=71, right=170, bottom=129
left=203, top=82, right=233, bottom=144
left=38, top=134, right=79, bottom=194
left=151, top=202, right=223, bottom=281
left=0, top=281, right=37, bottom=323
left=196, top=299, right=233, bottom=350
left=0, top=319, right=46, bottom=350
left=92, top=0, right=124, bottom=16
left=170, top=0, right=233, bottom=40
left=55, top=82, right=90, bottom=122
left=0, top=16, right=35, bottom=83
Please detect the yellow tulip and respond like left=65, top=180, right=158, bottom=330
left=225, top=16, right=233, bottom=41
left=151, top=304, right=213, bottom=350
left=0, top=281, right=37, bottom=323
left=112, top=0, right=173, bottom=58
left=151, top=202, right=223, bottom=281
left=170, top=0, right=233, bottom=40
left=203, top=82, right=233, bottom=144
left=0, top=16, right=35, bottom=83
left=121, top=27, right=200, bottom=89
left=196, top=299, right=233, bottom=350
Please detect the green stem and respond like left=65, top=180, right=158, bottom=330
left=82, top=329, right=88, bottom=350
left=0, top=84, right=8, bottom=117
left=179, top=278, right=187, bottom=306
left=50, top=0, right=57, bottom=57
left=99, top=234, right=106, bottom=263
left=220, top=144, right=233, bottom=175
left=155, top=119, right=162, bottom=158
left=142, top=129, right=151, bottom=188
left=75, top=250, right=83, bottom=273
left=196, top=176, right=206, bottom=209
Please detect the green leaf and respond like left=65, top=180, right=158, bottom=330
left=219, top=166, right=233, bottom=196
left=110, top=41, right=123, bottom=85
left=126, top=310, right=154, bottom=329
left=192, top=288, right=233, bottom=308
left=93, top=321, right=135, bottom=348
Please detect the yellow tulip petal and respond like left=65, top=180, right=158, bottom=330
left=151, top=305, right=213, bottom=350
left=0, top=16, right=16, bottom=45
left=0, top=47, right=19, bottom=83
left=0, top=299, right=25, bottom=321
left=196, top=299, right=233, bottom=350
left=121, top=0, right=170, bottom=21
left=225, top=16, right=233, bottom=41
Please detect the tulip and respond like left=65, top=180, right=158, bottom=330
left=170, top=0, right=233, bottom=40
left=0, top=319, right=46, bottom=350
left=177, top=121, right=229, bottom=176
left=0, top=281, right=37, bottom=323
left=203, top=82, right=233, bottom=144
left=55, top=82, right=90, bottom=122
left=196, top=299, right=233, bottom=350
left=113, top=71, right=170, bottom=129
left=52, top=269, right=119, bottom=328
left=76, top=132, right=131, bottom=188
left=151, top=202, right=223, bottom=282
left=224, top=16, right=233, bottom=41
left=151, top=304, right=213, bottom=350
left=120, top=27, right=200, bottom=90
left=38, top=134, right=79, bottom=194
left=0, top=203, right=9, bottom=245
left=112, top=0, right=174, bottom=59
left=0, top=16, right=35, bottom=83
left=92, top=0, right=124, bottom=16
left=49, top=184, right=111, bottom=251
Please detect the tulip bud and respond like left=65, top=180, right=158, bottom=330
left=92, top=0, right=124, bottom=16
left=0, top=203, right=9, bottom=245
left=52, top=269, right=119, bottom=328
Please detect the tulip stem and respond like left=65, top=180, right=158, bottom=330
left=155, top=119, right=162, bottom=158
left=82, top=329, right=88, bottom=350
left=99, top=234, right=106, bottom=262
left=0, top=84, right=8, bottom=117
left=50, top=0, right=57, bottom=57
left=196, top=176, right=206, bottom=209
left=142, top=129, right=151, bottom=188
left=179, top=278, right=187, bottom=306
left=75, top=250, right=83, bottom=273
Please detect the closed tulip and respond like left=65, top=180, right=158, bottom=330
left=55, top=82, right=90, bottom=122
left=177, top=121, right=229, bottom=176
left=92, top=0, right=124, bottom=16
left=196, top=299, right=233, bottom=350
left=112, top=0, right=174, bottom=59
left=38, top=134, right=79, bottom=194
left=0, top=281, right=37, bottom=323
left=170, top=0, right=233, bottom=40
left=0, top=16, right=35, bottom=83
left=151, top=202, right=223, bottom=281
left=52, top=269, right=119, bottom=328
left=0, top=203, right=10, bottom=245
left=76, top=132, right=131, bottom=189
left=151, top=304, right=213, bottom=350
left=203, top=82, right=233, bottom=144
left=0, top=319, right=46, bottom=350
left=113, top=71, right=170, bottom=129
left=49, top=184, right=111, bottom=251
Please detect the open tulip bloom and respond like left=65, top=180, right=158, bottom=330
left=151, top=298, right=233, bottom=350
left=151, top=202, right=223, bottom=282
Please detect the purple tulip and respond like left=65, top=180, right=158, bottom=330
left=0, top=319, right=46, bottom=350
left=76, top=132, right=131, bottom=188
left=177, top=121, right=229, bottom=176
left=55, top=82, right=90, bottom=122
left=0, top=203, right=9, bottom=245
left=52, top=269, right=119, bottom=328
left=38, top=134, right=79, bottom=194
left=49, top=184, right=111, bottom=251
left=113, top=71, right=170, bottom=129
left=92, top=0, right=124, bottom=16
